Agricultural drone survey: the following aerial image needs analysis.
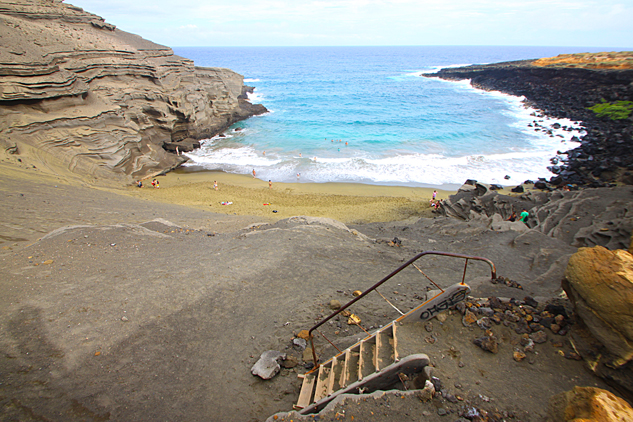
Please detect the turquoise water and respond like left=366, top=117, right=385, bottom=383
left=173, top=46, right=611, bottom=188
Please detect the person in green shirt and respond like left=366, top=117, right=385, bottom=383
left=519, top=209, right=529, bottom=223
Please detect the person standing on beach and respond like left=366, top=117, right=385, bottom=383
left=433, top=190, right=437, bottom=200
left=252, top=169, right=256, bottom=178
left=214, top=181, right=218, bottom=191
left=269, top=180, right=272, bottom=189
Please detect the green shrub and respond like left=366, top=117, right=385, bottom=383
left=588, top=100, right=633, bottom=120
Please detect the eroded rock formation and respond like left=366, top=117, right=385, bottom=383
left=0, top=0, right=266, bottom=183
left=439, top=182, right=633, bottom=251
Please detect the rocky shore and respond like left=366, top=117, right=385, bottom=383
left=0, top=0, right=266, bottom=185
left=426, top=56, right=633, bottom=188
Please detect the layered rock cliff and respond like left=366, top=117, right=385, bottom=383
left=0, top=0, right=267, bottom=184
left=426, top=57, right=633, bottom=187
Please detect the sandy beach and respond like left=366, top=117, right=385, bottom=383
left=125, top=168, right=456, bottom=224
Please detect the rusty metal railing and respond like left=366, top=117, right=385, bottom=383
left=306, top=251, right=496, bottom=369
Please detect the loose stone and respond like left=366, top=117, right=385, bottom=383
left=530, top=330, right=548, bottom=344
left=462, top=310, right=477, bottom=326
left=473, top=335, right=498, bottom=354
left=513, top=350, right=527, bottom=362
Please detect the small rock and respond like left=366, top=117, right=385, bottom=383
left=513, top=350, right=526, bottom=362
left=550, top=323, right=561, bottom=334
left=302, top=347, right=314, bottom=362
left=504, top=310, right=520, bottom=323
left=455, top=301, right=466, bottom=315
left=445, top=393, right=458, bottom=403
left=418, top=380, right=435, bottom=402
left=458, top=361, right=465, bottom=368
left=329, top=300, right=341, bottom=310
left=436, top=312, right=448, bottom=323
left=523, top=338, right=535, bottom=352
left=478, top=307, right=494, bottom=317
left=564, top=351, right=582, bottom=361
left=514, top=320, right=532, bottom=335
left=251, top=350, right=287, bottom=380
left=121, top=316, right=129, bottom=322
left=431, top=376, right=442, bottom=392
left=280, top=355, right=298, bottom=368
left=554, top=314, right=565, bottom=325
left=462, top=310, right=477, bottom=326
left=425, top=322, right=433, bottom=332
left=476, top=317, right=492, bottom=330
left=523, top=296, right=538, bottom=308
left=296, top=330, right=310, bottom=340
left=473, top=335, right=498, bottom=354
left=293, top=338, right=307, bottom=350
left=491, top=313, right=503, bottom=324
left=488, top=297, right=503, bottom=309
left=437, top=408, right=447, bottom=416
left=531, top=330, right=548, bottom=344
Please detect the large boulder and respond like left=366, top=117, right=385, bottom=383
left=564, top=246, right=633, bottom=367
left=548, top=386, right=633, bottom=422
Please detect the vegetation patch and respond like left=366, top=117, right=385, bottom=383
left=587, top=100, right=633, bottom=120
left=532, top=51, right=633, bottom=70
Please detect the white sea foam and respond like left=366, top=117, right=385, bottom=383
left=184, top=143, right=568, bottom=187
left=244, top=78, right=260, bottom=82
left=246, top=90, right=264, bottom=103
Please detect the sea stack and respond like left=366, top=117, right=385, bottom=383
left=0, top=0, right=267, bottom=184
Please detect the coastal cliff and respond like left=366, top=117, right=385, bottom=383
left=426, top=54, right=633, bottom=187
left=0, top=0, right=266, bottom=184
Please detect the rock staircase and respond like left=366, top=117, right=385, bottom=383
left=294, top=282, right=471, bottom=414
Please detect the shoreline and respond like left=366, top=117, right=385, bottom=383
left=126, top=168, right=464, bottom=224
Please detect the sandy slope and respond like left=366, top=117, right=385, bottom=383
left=0, top=164, right=622, bottom=421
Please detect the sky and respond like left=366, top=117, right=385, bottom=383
left=66, top=0, right=633, bottom=48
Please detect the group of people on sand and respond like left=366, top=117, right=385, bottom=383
left=136, top=179, right=159, bottom=188
left=429, top=190, right=440, bottom=209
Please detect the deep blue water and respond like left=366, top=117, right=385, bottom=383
left=173, top=46, right=614, bottom=188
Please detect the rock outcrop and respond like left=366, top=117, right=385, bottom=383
left=438, top=183, right=633, bottom=251
left=426, top=59, right=633, bottom=187
left=548, top=386, right=633, bottom=422
left=0, top=0, right=266, bottom=184
left=564, top=246, right=633, bottom=367
left=562, top=246, right=633, bottom=401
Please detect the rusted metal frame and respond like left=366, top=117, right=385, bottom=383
left=461, top=258, right=469, bottom=285
left=308, top=251, right=496, bottom=368
left=412, top=263, right=444, bottom=292
left=374, top=288, right=404, bottom=315
left=315, top=328, right=342, bottom=354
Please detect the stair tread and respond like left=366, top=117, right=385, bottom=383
left=313, top=364, right=332, bottom=402
left=295, top=372, right=317, bottom=409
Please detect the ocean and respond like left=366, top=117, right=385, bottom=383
left=173, top=46, right=613, bottom=189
